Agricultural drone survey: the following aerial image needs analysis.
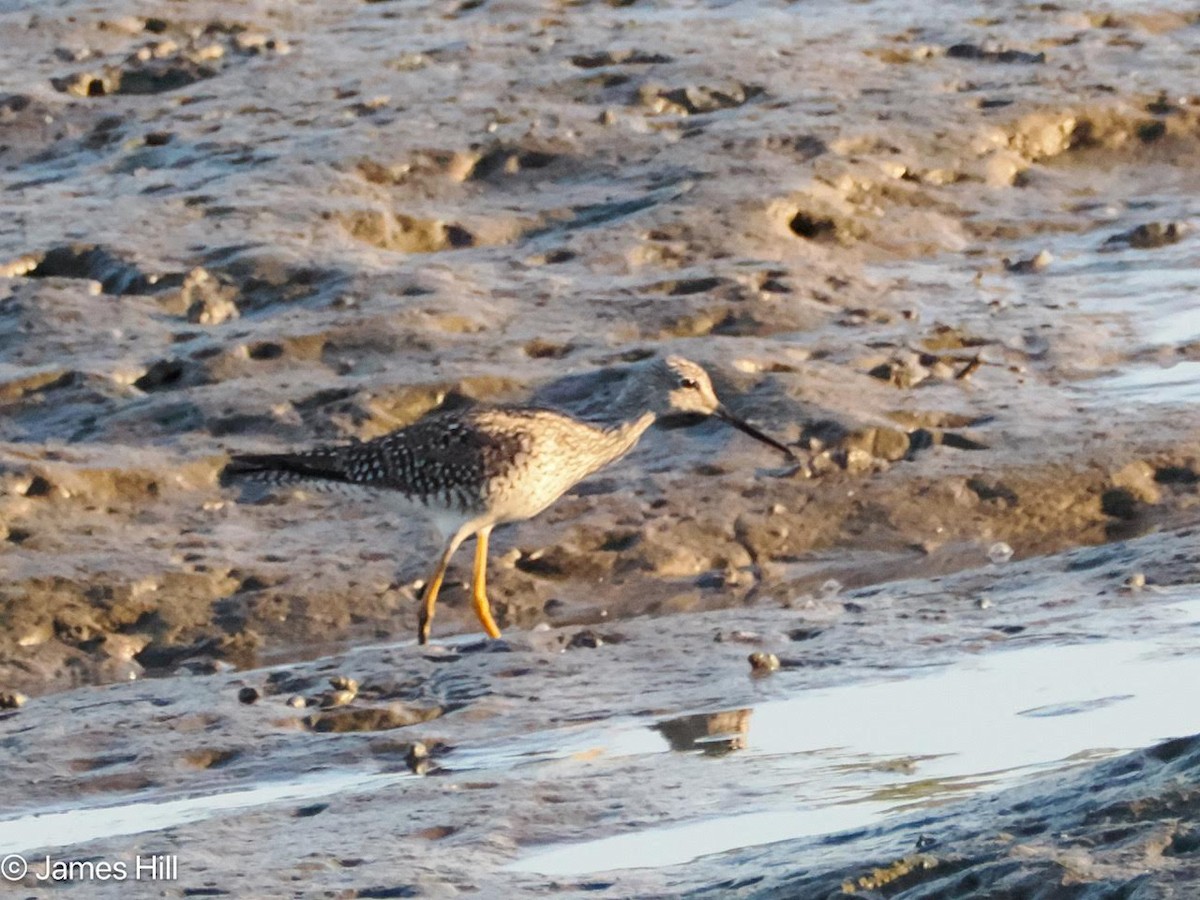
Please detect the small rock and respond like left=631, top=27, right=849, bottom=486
left=287, top=694, right=308, bottom=708
left=1124, top=572, right=1147, bottom=591
left=697, top=566, right=754, bottom=589
left=54, top=46, right=91, bottom=62
left=1003, top=249, right=1052, bottom=274
left=715, top=630, right=763, bottom=644
left=237, top=686, right=261, bottom=705
left=867, top=358, right=930, bottom=389
left=1104, top=222, right=1188, bottom=250
left=0, top=254, right=41, bottom=278
left=0, top=691, right=27, bottom=709
left=748, top=652, right=780, bottom=674
left=182, top=267, right=239, bottom=325
left=987, top=542, right=1014, bottom=564
left=320, top=689, right=357, bottom=709
left=788, top=628, right=824, bottom=642
left=976, top=597, right=993, bottom=609
left=329, top=675, right=359, bottom=694
left=567, top=630, right=603, bottom=649
left=945, top=42, right=1044, bottom=64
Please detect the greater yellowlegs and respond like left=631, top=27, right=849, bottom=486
left=223, top=356, right=794, bottom=644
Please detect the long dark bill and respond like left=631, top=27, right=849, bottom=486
left=716, top=406, right=797, bottom=461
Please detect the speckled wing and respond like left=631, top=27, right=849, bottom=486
left=223, top=409, right=531, bottom=511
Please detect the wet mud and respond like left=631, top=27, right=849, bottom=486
left=3, top=527, right=1200, bottom=897
left=2, top=0, right=1200, bottom=895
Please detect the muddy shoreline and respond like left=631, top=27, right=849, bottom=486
left=3, top=0, right=1200, bottom=690
left=3, top=525, right=1200, bottom=897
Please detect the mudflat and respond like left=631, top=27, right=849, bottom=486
left=1, top=0, right=1199, bottom=896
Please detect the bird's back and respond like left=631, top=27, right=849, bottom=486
left=223, top=406, right=640, bottom=524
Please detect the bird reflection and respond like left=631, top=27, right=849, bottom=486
left=654, top=708, right=752, bottom=756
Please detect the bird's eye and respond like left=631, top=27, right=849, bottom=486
left=680, top=377, right=699, bottom=389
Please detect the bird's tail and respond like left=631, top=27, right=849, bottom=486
left=220, top=450, right=350, bottom=487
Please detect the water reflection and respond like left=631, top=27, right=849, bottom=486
left=508, top=599, right=1200, bottom=875
left=654, top=709, right=752, bottom=756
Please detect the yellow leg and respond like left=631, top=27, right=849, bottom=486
left=417, top=534, right=464, bottom=645
left=471, top=526, right=502, bottom=639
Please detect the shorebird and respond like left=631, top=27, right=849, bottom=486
left=223, top=356, right=795, bottom=644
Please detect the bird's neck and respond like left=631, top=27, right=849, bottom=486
left=591, top=411, right=656, bottom=473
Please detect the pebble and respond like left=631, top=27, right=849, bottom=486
left=566, top=630, right=603, bottom=649
left=0, top=254, right=40, bottom=278
left=1003, top=249, right=1052, bottom=274
left=329, top=675, right=359, bottom=694
left=748, top=652, right=780, bottom=674
left=287, top=694, right=308, bottom=708
left=237, top=686, right=261, bottom=705
left=0, top=692, right=27, bottom=710
left=788, top=627, right=824, bottom=642
left=988, top=542, right=1014, bottom=564
left=1104, top=221, right=1188, bottom=250
left=1124, top=572, right=1146, bottom=591
left=716, top=630, right=762, bottom=644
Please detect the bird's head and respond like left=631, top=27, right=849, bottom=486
left=640, top=355, right=796, bottom=460
left=657, top=355, right=723, bottom=417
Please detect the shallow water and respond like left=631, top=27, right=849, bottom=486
left=1035, top=213, right=1200, bottom=405
left=507, top=597, right=1200, bottom=875
left=3, top=597, right=1196, bottom=876
left=1046, top=236, right=1200, bottom=348
left=1081, top=360, right=1200, bottom=407
left=891, top=189, right=1200, bottom=412
left=0, top=770, right=411, bottom=857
